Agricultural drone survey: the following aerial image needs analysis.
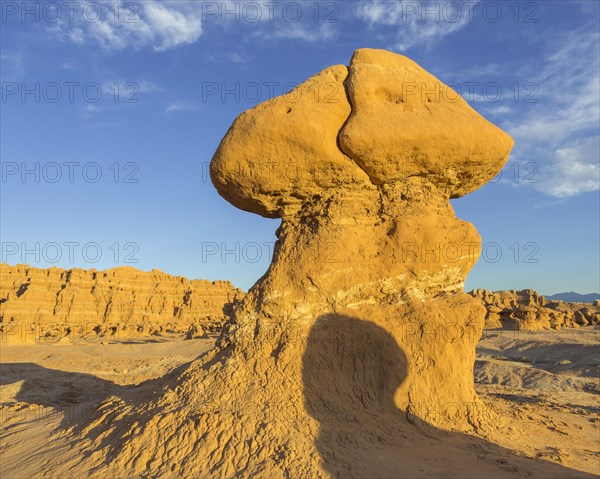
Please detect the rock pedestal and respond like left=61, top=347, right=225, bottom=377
left=211, top=48, right=513, bottom=429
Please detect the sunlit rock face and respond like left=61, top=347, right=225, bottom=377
left=63, top=49, right=515, bottom=479
left=471, top=288, right=600, bottom=330
left=211, top=47, right=514, bottom=429
left=0, top=264, right=241, bottom=343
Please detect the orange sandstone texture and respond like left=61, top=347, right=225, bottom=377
left=471, top=288, right=600, bottom=330
left=0, top=263, right=241, bottom=342
left=339, top=49, right=513, bottom=196
left=41, top=49, right=552, bottom=479
left=210, top=64, right=371, bottom=218
left=209, top=48, right=514, bottom=432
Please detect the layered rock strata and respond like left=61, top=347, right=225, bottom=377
left=0, top=263, right=241, bottom=343
left=471, top=289, right=600, bottom=330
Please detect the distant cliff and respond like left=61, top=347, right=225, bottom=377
left=470, top=289, right=599, bottom=330
left=2, top=263, right=597, bottom=343
left=0, top=264, right=244, bottom=343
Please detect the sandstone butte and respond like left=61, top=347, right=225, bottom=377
left=12, top=49, right=586, bottom=478
left=0, top=263, right=242, bottom=343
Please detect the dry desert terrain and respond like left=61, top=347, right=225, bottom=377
left=1, top=327, right=598, bottom=478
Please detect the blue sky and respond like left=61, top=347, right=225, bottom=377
left=1, top=0, right=599, bottom=295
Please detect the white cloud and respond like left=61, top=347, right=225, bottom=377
left=68, top=27, right=85, bottom=44
left=218, top=0, right=337, bottom=44
left=504, top=25, right=600, bottom=198
left=163, top=102, right=197, bottom=115
left=88, top=20, right=129, bottom=50
left=539, top=138, right=600, bottom=198
left=463, top=93, right=487, bottom=102
left=484, top=105, right=511, bottom=116
left=226, top=52, right=250, bottom=64
left=459, top=63, right=502, bottom=78
left=78, top=103, right=102, bottom=120
left=271, top=22, right=335, bottom=42
left=141, top=2, right=203, bottom=51
left=52, top=1, right=203, bottom=52
left=136, top=81, right=163, bottom=94
left=50, top=0, right=338, bottom=52
left=357, top=0, right=477, bottom=50
left=573, top=0, right=600, bottom=14
left=95, top=79, right=162, bottom=98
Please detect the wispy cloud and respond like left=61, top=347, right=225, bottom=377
left=458, top=63, right=502, bottom=78
left=48, top=0, right=338, bottom=52
left=163, top=101, right=197, bottom=115
left=542, top=137, right=600, bottom=198
left=504, top=25, right=600, bottom=198
left=356, top=0, right=477, bottom=51
left=226, top=52, right=250, bottom=64
left=573, top=0, right=600, bottom=14
left=269, top=22, right=335, bottom=42
left=78, top=103, right=101, bottom=120
left=483, top=105, right=512, bottom=117
left=136, top=80, right=163, bottom=94
left=51, top=1, right=203, bottom=52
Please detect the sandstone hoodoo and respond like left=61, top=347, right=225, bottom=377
left=210, top=47, right=514, bottom=429
left=48, top=49, right=520, bottom=478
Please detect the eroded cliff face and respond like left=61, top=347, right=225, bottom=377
left=38, top=49, right=517, bottom=478
left=471, top=289, right=600, bottom=330
left=0, top=264, right=242, bottom=343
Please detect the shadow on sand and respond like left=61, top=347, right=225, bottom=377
left=0, top=358, right=196, bottom=433
left=302, top=314, right=596, bottom=478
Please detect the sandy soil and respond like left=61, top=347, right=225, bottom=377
left=1, top=329, right=598, bottom=478
left=475, top=328, right=599, bottom=476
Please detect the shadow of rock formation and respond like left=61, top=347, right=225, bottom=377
left=302, top=314, right=598, bottom=479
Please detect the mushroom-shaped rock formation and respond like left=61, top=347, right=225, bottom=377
left=209, top=48, right=513, bottom=431
left=212, top=48, right=513, bottom=218
left=58, top=49, right=519, bottom=479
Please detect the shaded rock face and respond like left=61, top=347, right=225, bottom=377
left=0, top=264, right=242, bottom=343
left=471, top=289, right=600, bottom=330
left=52, top=49, right=515, bottom=478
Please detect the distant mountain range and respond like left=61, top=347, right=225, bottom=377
left=545, top=292, right=600, bottom=303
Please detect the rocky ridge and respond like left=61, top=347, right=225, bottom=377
left=0, top=263, right=242, bottom=343
left=471, top=289, right=600, bottom=330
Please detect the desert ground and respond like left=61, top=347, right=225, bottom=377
left=1, top=327, right=598, bottom=478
